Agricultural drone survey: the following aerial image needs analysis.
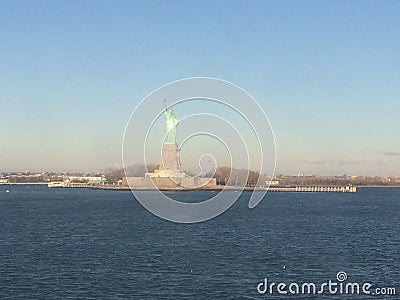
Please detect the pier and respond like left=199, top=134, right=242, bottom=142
left=268, top=186, right=357, bottom=193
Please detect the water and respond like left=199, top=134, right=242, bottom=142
left=0, top=185, right=399, bottom=299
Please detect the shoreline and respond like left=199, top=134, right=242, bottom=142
left=0, top=182, right=49, bottom=185
left=356, top=185, right=400, bottom=188
left=2, top=183, right=400, bottom=189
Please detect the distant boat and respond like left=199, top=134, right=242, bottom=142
left=5, top=189, right=9, bottom=193
left=47, top=182, right=64, bottom=188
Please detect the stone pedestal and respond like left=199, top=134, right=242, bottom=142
left=146, top=143, right=185, bottom=178
left=161, top=143, right=182, bottom=172
left=135, top=143, right=218, bottom=188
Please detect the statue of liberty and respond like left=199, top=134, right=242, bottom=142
left=164, top=100, right=178, bottom=144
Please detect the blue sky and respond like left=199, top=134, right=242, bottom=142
left=1, top=0, right=399, bottom=175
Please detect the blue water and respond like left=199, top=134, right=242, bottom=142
left=0, top=186, right=399, bottom=299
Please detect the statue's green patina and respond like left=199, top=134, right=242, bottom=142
left=164, top=107, right=178, bottom=144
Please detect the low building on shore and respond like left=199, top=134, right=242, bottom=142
left=63, top=176, right=105, bottom=187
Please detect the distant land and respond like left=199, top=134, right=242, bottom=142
left=1, top=168, right=400, bottom=187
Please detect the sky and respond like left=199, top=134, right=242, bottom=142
left=1, top=0, right=399, bottom=175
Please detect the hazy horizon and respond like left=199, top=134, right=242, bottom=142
left=1, top=1, right=399, bottom=176
left=1, top=164, right=399, bottom=177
